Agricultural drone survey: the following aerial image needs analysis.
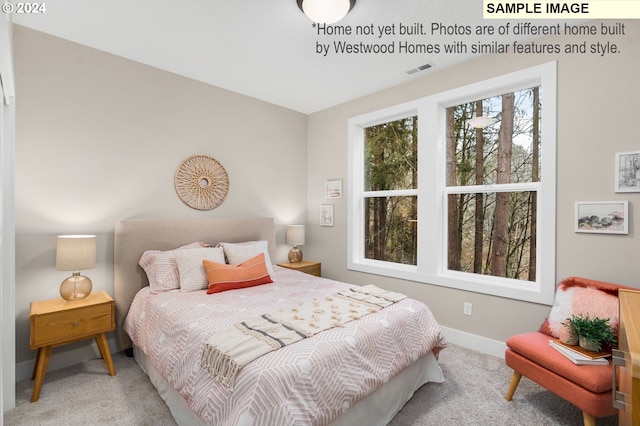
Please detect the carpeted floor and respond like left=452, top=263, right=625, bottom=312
left=4, top=344, right=618, bottom=425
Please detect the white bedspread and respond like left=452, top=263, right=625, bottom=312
left=124, top=267, right=446, bottom=426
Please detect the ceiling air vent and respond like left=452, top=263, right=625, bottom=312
left=406, top=63, right=434, bottom=75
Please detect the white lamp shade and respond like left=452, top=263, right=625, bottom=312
left=56, top=235, right=96, bottom=271
left=286, top=225, right=305, bottom=246
left=300, top=0, right=352, bottom=24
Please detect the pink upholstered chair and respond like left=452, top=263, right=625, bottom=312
left=504, top=277, right=633, bottom=426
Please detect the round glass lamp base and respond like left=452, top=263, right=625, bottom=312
left=288, top=247, right=303, bottom=263
left=60, top=274, right=92, bottom=301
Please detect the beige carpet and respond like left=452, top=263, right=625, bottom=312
left=4, top=344, right=618, bottom=425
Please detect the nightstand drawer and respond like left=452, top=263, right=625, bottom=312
left=30, top=303, right=114, bottom=349
left=297, top=263, right=321, bottom=276
left=277, top=260, right=321, bottom=277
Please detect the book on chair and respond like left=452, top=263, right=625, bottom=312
left=548, top=339, right=610, bottom=365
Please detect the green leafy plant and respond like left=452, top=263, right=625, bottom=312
left=561, top=314, right=617, bottom=352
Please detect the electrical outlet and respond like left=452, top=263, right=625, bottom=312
left=463, top=302, right=472, bottom=316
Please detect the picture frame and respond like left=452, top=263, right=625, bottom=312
left=320, top=204, right=334, bottom=227
left=615, top=151, right=640, bottom=192
left=325, top=179, right=343, bottom=199
left=575, top=201, right=628, bottom=234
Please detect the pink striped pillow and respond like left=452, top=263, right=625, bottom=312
left=139, top=242, right=210, bottom=293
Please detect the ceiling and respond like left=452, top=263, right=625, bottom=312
left=14, top=0, right=547, bottom=114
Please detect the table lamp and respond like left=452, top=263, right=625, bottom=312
left=56, top=235, right=96, bottom=301
left=286, top=225, right=305, bottom=263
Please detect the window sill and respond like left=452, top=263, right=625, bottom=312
left=348, top=260, right=554, bottom=305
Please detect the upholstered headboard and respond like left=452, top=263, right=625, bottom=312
left=113, top=217, right=276, bottom=351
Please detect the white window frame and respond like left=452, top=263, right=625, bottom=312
left=348, top=61, right=557, bottom=305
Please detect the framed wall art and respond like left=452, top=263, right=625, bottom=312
left=320, top=204, right=334, bottom=227
left=325, top=179, right=343, bottom=199
left=615, top=151, right=640, bottom=192
left=575, top=201, right=628, bottom=234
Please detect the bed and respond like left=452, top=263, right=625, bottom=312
left=114, top=217, right=446, bottom=426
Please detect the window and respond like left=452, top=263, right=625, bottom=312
left=348, top=62, right=557, bottom=304
left=446, top=88, right=540, bottom=282
left=364, top=117, right=418, bottom=265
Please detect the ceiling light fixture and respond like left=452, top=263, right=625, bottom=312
left=297, top=0, right=356, bottom=24
left=468, top=115, right=496, bottom=129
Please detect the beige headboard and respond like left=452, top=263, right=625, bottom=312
left=113, top=217, right=276, bottom=351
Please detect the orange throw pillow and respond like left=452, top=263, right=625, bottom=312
left=204, top=253, right=273, bottom=294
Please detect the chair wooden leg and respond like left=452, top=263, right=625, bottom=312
left=505, top=371, right=522, bottom=401
left=582, top=411, right=596, bottom=426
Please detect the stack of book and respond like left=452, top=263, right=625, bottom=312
left=548, top=339, right=610, bottom=365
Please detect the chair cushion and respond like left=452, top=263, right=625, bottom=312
left=505, top=349, right=617, bottom=418
left=506, top=331, right=611, bottom=393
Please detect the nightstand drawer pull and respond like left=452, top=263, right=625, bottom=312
left=72, top=321, right=79, bottom=327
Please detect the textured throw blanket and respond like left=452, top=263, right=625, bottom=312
left=201, top=285, right=406, bottom=389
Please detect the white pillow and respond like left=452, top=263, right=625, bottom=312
left=175, top=247, right=226, bottom=292
left=219, top=240, right=274, bottom=277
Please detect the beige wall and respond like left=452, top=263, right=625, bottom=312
left=13, top=26, right=307, bottom=367
left=305, top=20, right=640, bottom=344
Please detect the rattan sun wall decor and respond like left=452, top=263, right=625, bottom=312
left=175, top=155, right=229, bottom=210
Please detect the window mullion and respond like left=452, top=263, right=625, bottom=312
left=418, top=100, right=442, bottom=275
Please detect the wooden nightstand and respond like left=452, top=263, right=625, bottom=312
left=29, top=290, right=116, bottom=402
left=277, top=260, right=321, bottom=277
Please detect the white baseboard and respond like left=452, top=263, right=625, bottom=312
left=441, top=326, right=507, bottom=359
left=15, top=329, right=504, bottom=382
left=15, top=337, right=119, bottom=382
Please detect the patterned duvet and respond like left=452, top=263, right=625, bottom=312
left=124, top=266, right=446, bottom=425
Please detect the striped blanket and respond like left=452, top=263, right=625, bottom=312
left=201, top=285, right=406, bottom=389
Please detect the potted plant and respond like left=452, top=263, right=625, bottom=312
left=561, top=314, right=617, bottom=352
